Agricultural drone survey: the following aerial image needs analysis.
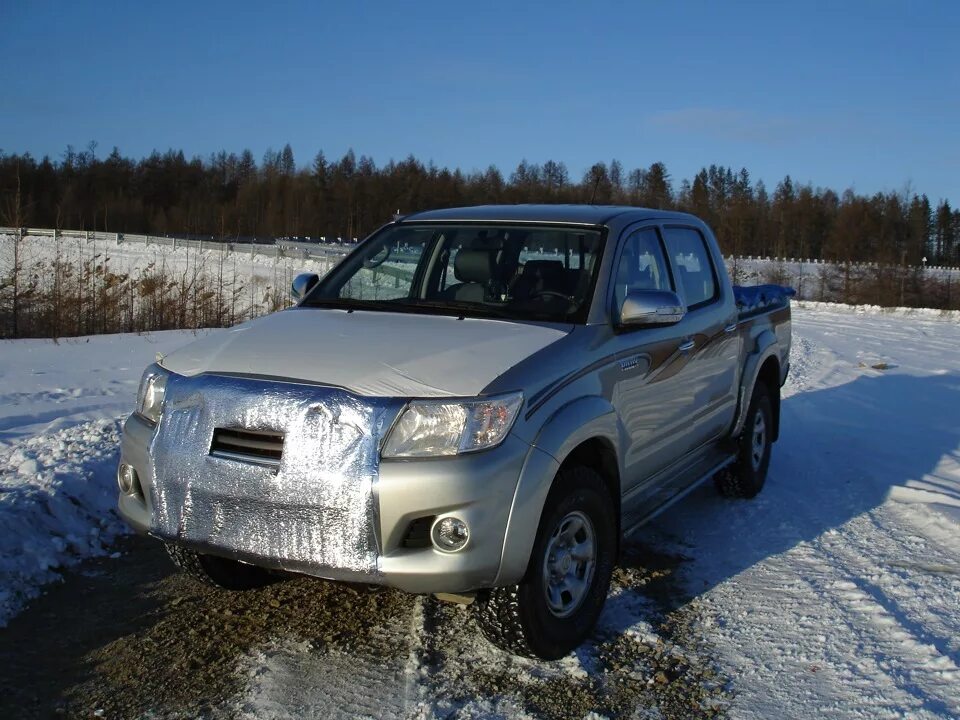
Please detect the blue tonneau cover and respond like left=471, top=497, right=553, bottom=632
left=733, top=284, right=796, bottom=316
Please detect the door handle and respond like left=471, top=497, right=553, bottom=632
left=724, top=323, right=738, bottom=333
left=678, top=339, right=695, bottom=353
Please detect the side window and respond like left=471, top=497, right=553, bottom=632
left=613, top=227, right=672, bottom=313
left=662, top=226, right=718, bottom=309
left=338, top=230, right=427, bottom=301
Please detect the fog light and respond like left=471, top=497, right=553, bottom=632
left=117, top=463, right=139, bottom=495
left=431, top=516, right=469, bottom=552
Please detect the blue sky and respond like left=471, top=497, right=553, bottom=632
left=2, top=1, right=957, bottom=203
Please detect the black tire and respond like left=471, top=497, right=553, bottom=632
left=164, top=543, right=277, bottom=591
left=473, top=466, right=617, bottom=660
left=715, top=382, right=773, bottom=498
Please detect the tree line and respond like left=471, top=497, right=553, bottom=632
left=1, top=144, right=957, bottom=267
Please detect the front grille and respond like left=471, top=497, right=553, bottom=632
left=210, top=428, right=284, bottom=468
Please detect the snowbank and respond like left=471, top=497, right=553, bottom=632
left=795, top=299, right=960, bottom=320
left=0, top=331, right=218, bottom=625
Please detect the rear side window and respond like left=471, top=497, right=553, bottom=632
left=662, top=226, right=718, bottom=309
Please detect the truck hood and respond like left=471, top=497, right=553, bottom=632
left=160, top=307, right=569, bottom=398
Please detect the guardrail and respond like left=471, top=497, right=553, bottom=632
left=0, top=226, right=352, bottom=262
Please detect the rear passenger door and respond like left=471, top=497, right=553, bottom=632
left=661, top=225, right=740, bottom=457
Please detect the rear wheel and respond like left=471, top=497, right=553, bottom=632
left=473, top=466, right=616, bottom=659
left=164, top=543, right=277, bottom=590
left=715, top=382, right=773, bottom=498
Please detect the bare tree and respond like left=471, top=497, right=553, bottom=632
left=1, top=161, right=27, bottom=336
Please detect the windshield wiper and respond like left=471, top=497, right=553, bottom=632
left=303, top=296, right=566, bottom=323
left=301, top=297, right=409, bottom=311
left=405, top=299, right=519, bottom=320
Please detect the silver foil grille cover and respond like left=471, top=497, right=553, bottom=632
left=147, top=373, right=400, bottom=576
left=210, top=427, right=284, bottom=468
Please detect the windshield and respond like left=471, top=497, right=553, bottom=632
left=303, top=223, right=605, bottom=323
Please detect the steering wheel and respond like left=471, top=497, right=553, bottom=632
left=363, top=245, right=392, bottom=269
left=529, top=289, right=571, bottom=302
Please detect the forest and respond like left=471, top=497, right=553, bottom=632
left=1, top=143, right=957, bottom=267
left=2, top=144, right=959, bottom=339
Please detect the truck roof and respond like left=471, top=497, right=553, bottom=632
left=401, top=204, right=699, bottom=227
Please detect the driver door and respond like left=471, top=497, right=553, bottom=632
left=609, top=225, right=700, bottom=516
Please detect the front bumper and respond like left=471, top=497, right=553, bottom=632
left=117, top=380, right=552, bottom=595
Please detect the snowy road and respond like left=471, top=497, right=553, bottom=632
left=1, top=304, right=959, bottom=719
left=649, top=304, right=960, bottom=718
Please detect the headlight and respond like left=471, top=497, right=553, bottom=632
left=136, top=364, right=169, bottom=424
left=382, top=392, right=523, bottom=458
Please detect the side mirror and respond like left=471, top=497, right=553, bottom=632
left=291, top=272, right=320, bottom=302
left=619, top=290, right=685, bottom=327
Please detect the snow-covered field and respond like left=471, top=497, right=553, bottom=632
left=0, top=233, right=338, bottom=320
left=1, top=303, right=959, bottom=718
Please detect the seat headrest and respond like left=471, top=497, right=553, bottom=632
left=521, top=260, right=565, bottom=282
left=454, top=249, right=496, bottom=284
left=467, top=234, right=505, bottom=250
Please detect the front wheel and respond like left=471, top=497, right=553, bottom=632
left=473, top=466, right=617, bottom=659
left=165, top=543, right=277, bottom=590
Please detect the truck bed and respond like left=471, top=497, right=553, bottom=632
left=734, top=284, right=795, bottom=320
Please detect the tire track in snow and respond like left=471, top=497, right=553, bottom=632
left=792, top=548, right=959, bottom=717
left=826, top=509, right=960, bottom=663
left=781, top=326, right=960, bottom=715
left=789, top=310, right=960, bottom=711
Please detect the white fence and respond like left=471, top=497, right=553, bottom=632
left=3, top=226, right=957, bottom=288
left=727, top=254, right=959, bottom=274
left=0, top=226, right=351, bottom=261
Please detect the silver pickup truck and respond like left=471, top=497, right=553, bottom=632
left=117, top=205, right=791, bottom=659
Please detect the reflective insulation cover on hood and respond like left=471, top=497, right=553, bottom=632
left=148, top=372, right=402, bottom=576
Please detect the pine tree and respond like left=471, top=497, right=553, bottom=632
left=280, top=144, right=296, bottom=176
left=642, top=162, right=671, bottom=209
left=934, top=200, right=956, bottom=264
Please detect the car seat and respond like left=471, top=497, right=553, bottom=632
left=511, top=260, right=567, bottom=300
left=440, top=249, right=498, bottom=302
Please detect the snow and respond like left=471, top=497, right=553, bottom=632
left=0, top=330, right=210, bottom=624
left=644, top=303, right=960, bottom=718
left=1, top=302, right=959, bottom=717
left=1, top=233, right=338, bottom=319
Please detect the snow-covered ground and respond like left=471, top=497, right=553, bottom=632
left=648, top=303, right=960, bottom=718
left=0, top=331, right=207, bottom=623
left=1, top=303, right=959, bottom=718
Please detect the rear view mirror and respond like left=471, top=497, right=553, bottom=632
left=619, top=290, right=685, bottom=327
left=291, top=272, right=320, bottom=301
